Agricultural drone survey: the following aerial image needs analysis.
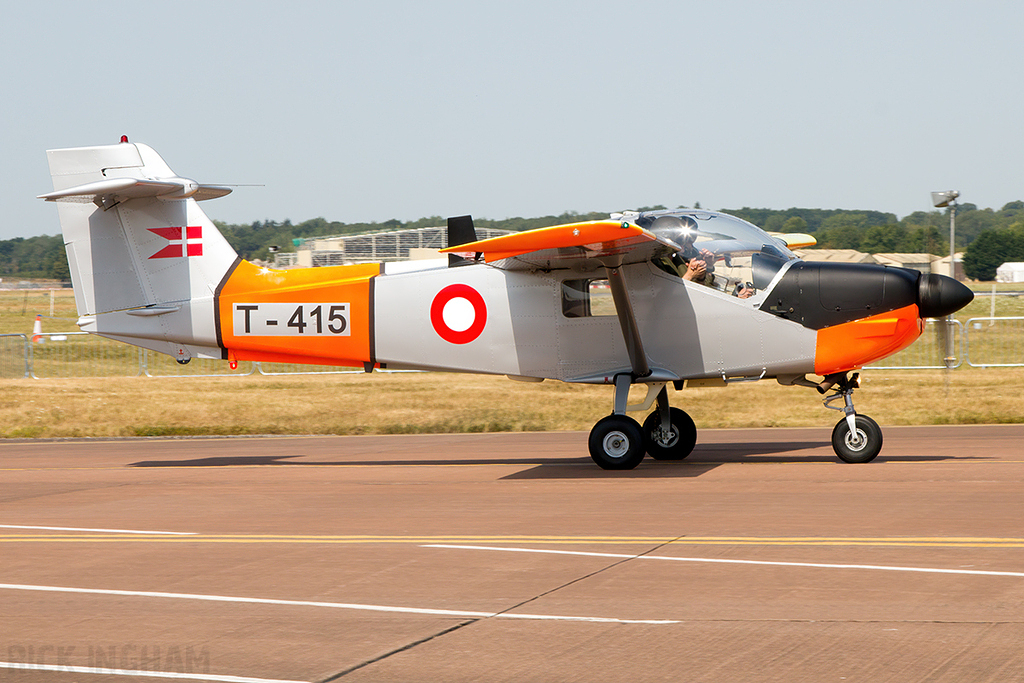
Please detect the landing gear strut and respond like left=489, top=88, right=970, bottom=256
left=821, top=372, right=882, bottom=463
left=588, top=377, right=697, bottom=470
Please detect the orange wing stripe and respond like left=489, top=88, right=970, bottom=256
left=441, top=220, right=649, bottom=263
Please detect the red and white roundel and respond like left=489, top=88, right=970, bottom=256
left=430, top=284, right=487, bottom=344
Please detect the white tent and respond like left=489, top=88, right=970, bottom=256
left=996, top=262, right=1024, bottom=283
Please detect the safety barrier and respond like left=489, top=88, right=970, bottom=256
left=256, top=362, right=364, bottom=375
left=862, top=319, right=965, bottom=370
left=29, top=332, right=141, bottom=379
left=142, top=353, right=255, bottom=378
left=4, top=316, right=1021, bottom=378
left=0, top=334, right=29, bottom=378
left=21, top=332, right=361, bottom=378
left=963, top=317, right=1024, bottom=368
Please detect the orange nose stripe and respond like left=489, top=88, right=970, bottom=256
left=814, top=304, right=924, bottom=375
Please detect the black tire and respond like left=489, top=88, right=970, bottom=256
left=642, top=407, right=697, bottom=460
left=831, top=415, right=883, bottom=463
left=589, top=415, right=646, bottom=470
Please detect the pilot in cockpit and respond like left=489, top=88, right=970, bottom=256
left=650, top=215, right=753, bottom=298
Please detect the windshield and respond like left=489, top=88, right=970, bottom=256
left=635, top=210, right=796, bottom=294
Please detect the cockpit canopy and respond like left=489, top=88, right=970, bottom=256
left=632, top=209, right=798, bottom=292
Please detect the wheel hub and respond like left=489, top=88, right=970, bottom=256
left=652, top=426, right=679, bottom=448
left=602, top=431, right=630, bottom=458
left=844, top=428, right=868, bottom=451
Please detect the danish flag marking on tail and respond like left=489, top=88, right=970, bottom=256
left=148, top=226, right=203, bottom=259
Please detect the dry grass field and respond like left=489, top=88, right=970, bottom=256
left=1, top=367, right=1021, bottom=439
left=0, top=285, right=1022, bottom=439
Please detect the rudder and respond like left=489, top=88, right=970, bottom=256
left=40, top=139, right=240, bottom=360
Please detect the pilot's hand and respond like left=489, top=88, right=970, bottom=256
left=683, top=259, right=707, bottom=281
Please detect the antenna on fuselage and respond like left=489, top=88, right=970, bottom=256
left=447, top=215, right=477, bottom=247
left=446, top=215, right=479, bottom=267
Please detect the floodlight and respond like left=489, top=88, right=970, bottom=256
left=928, top=190, right=963, bottom=366
left=931, top=190, right=960, bottom=208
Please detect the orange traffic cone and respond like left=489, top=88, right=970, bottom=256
left=32, top=315, right=43, bottom=343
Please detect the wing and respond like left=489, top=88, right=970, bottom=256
left=439, top=219, right=678, bottom=271
left=768, top=231, right=817, bottom=249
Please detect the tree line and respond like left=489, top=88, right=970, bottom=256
left=0, top=234, right=70, bottom=281
left=723, top=202, right=1024, bottom=280
left=5, top=203, right=1024, bottom=282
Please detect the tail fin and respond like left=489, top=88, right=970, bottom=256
left=40, top=139, right=241, bottom=360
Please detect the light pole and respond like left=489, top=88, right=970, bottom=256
left=931, top=190, right=960, bottom=368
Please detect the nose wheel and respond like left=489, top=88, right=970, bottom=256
left=821, top=372, right=883, bottom=463
left=831, top=414, right=882, bottom=463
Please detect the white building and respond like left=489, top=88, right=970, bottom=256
left=996, top=262, right=1024, bottom=283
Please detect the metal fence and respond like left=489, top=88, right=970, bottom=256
left=0, top=334, right=29, bottom=378
left=20, top=332, right=367, bottom=379
left=4, top=317, right=1022, bottom=379
left=30, top=332, right=142, bottom=379
left=862, top=319, right=965, bottom=370
left=963, top=317, right=1024, bottom=368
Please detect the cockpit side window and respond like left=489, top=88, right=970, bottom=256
left=562, top=278, right=617, bottom=317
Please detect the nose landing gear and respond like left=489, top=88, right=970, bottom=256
left=821, top=372, right=883, bottom=463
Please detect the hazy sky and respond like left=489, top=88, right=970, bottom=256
left=4, top=1, right=1022, bottom=240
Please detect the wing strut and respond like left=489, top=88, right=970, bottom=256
left=605, top=266, right=651, bottom=379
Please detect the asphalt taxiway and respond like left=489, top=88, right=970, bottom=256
left=2, top=425, right=1023, bottom=682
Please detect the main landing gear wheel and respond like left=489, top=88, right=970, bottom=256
left=642, top=407, right=697, bottom=460
left=589, top=415, right=646, bottom=470
left=831, top=414, right=883, bottom=463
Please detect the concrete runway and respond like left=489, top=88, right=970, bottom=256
left=1, top=425, right=1023, bottom=682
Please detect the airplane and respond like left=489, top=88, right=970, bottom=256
left=39, top=138, right=974, bottom=469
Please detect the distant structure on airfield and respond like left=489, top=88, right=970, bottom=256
left=996, top=262, right=1024, bottom=283
left=273, top=225, right=515, bottom=268
left=794, top=249, right=964, bottom=279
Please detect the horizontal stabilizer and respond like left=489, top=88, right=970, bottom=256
left=38, top=177, right=232, bottom=204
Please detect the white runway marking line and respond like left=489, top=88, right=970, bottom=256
left=424, top=545, right=1024, bottom=578
left=0, top=524, right=195, bottom=535
left=0, top=583, right=678, bottom=625
left=0, top=661, right=307, bottom=683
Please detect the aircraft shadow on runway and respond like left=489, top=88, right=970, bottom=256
left=503, top=445, right=975, bottom=478
left=126, top=440, right=974, bottom=475
left=128, top=454, right=594, bottom=468
left=127, top=441, right=819, bottom=469
left=130, top=440, right=974, bottom=479
left=690, top=443, right=975, bottom=464
left=504, top=441, right=830, bottom=479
